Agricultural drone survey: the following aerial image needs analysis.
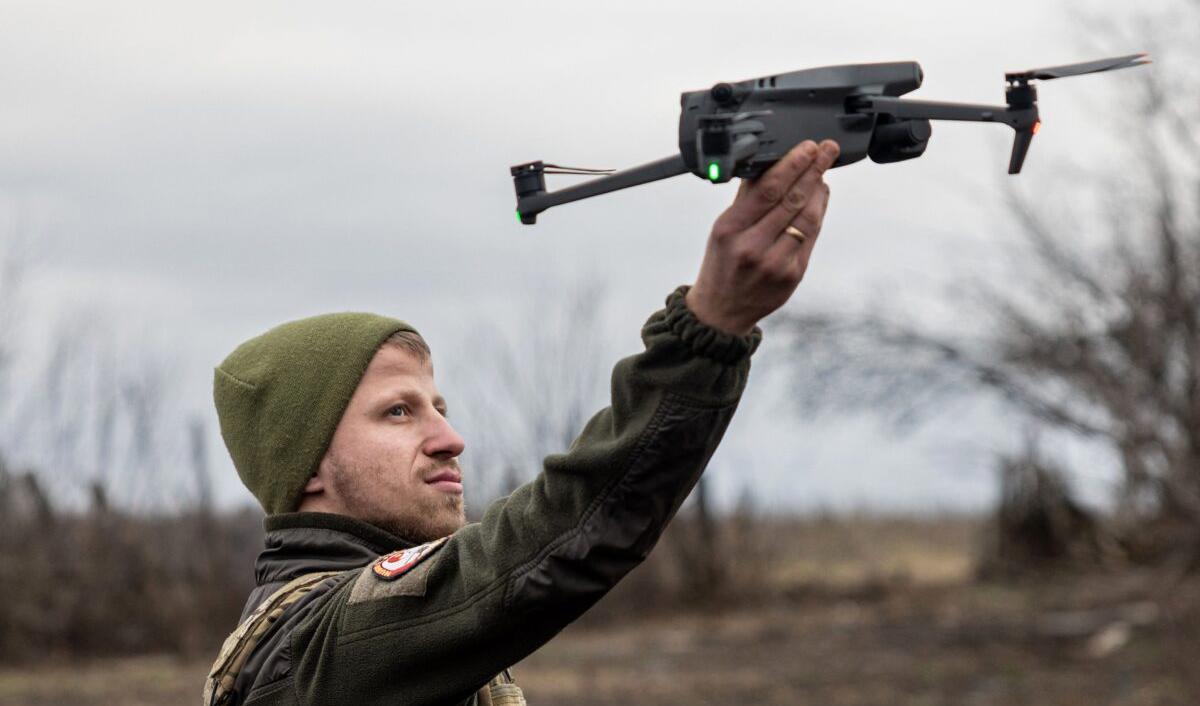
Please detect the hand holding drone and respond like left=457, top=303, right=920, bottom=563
left=510, top=54, right=1149, bottom=224
left=686, top=137, right=840, bottom=335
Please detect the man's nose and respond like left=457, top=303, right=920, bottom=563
left=423, top=414, right=465, bottom=459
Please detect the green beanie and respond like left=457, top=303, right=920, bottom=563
left=213, top=312, right=417, bottom=515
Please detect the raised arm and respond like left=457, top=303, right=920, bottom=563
left=293, top=139, right=840, bottom=706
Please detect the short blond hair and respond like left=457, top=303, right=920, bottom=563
left=384, top=329, right=431, bottom=362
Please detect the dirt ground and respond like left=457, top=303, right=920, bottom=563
left=1, top=517, right=1196, bottom=706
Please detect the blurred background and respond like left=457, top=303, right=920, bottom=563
left=1, top=0, right=1198, bottom=703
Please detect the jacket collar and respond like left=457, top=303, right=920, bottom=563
left=255, top=512, right=414, bottom=586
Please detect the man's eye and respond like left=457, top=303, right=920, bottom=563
left=387, top=405, right=409, bottom=418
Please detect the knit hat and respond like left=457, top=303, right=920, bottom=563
left=213, top=312, right=416, bottom=515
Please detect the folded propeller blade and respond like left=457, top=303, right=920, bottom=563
left=1006, top=53, right=1150, bottom=82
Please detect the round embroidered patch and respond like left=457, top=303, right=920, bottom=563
left=372, top=537, right=448, bottom=581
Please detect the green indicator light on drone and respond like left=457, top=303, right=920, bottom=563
left=516, top=210, right=522, bottom=222
left=707, top=162, right=721, bottom=182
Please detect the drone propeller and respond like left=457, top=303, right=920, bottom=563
left=1002, top=53, right=1149, bottom=173
left=540, top=163, right=616, bottom=176
left=1006, top=53, right=1150, bottom=82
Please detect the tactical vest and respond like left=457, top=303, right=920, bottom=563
left=203, top=571, right=527, bottom=706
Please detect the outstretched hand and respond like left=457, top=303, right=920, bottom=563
left=686, top=139, right=839, bottom=336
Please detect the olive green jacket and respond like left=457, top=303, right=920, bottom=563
left=217, top=286, right=761, bottom=706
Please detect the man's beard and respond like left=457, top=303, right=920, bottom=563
left=326, top=455, right=467, bottom=544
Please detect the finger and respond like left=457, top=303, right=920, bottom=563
left=793, top=181, right=831, bottom=243
left=806, top=180, right=835, bottom=235
left=804, top=181, right=831, bottom=243
left=792, top=184, right=832, bottom=278
left=762, top=219, right=807, bottom=268
left=748, top=140, right=838, bottom=238
left=719, top=141, right=820, bottom=232
left=790, top=183, right=832, bottom=266
left=763, top=182, right=829, bottom=269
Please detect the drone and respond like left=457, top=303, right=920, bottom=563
left=510, top=54, right=1149, bottom=224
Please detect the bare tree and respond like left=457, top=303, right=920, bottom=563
left=0, top=228, right=28, bottom=431
left=448, top=277, right=614, bottom=505
left=0, top=305, right=192, bottom=513
left=774, top=2, right=1200, bottom=559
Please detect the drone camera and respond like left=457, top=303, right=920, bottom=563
left=868, top=117, right=932, bottom=164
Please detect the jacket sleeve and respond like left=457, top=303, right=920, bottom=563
left=291, top=286, right=762, bottom=706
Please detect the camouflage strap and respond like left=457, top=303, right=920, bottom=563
left=477, top=669, right=527, bottom=706
left=202, top=571, right=345, bottom=706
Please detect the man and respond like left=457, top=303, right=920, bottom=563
left=205, top=138, right=840, bottom=706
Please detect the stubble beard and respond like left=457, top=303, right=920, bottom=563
left=327, top=454, right=467, bottom=544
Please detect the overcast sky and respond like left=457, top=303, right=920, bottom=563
left=0, top=0, right=1160, bottom=512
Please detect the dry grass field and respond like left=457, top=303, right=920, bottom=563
left=1, top=516, right=1196, bottom=706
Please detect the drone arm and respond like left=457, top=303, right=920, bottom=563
left=852, top=95, right=1039, bottom=174
left=850, top=96, right=1036, bottom=129
left=514, top=155, right=690, bottom=224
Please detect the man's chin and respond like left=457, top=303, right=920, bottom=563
left=368, top=499, right=465, bottom=545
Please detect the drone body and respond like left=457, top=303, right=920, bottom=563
left=511, top=54, right=1148, bottom=224
left=677, top=61, right=927, bottom=180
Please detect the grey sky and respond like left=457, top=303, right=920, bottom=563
left=0, top=0, right=1151, bottom=511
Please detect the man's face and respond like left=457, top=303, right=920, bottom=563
left=317, top=343, right=467, bottom=542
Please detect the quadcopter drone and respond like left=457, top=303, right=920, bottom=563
left=510, top=54, right=1149, bottom=224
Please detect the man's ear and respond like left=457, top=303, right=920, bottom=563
left=297, top=460, right=338, bottom=513
left=304, top=459, right=331, bottom=495
left=303, top=474, right=325, bottom=493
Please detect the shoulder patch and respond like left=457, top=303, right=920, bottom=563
left=348, top=537, right=450, bottom=605
left=371, top=536, right=448, bottom=581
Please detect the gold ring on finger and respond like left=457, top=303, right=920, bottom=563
left=784, top=225, right=807, bottom=243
